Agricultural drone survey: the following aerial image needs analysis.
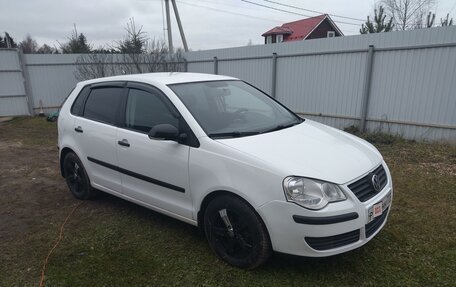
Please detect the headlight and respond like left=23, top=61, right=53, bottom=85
left=283, top=177, right=346, bottom=210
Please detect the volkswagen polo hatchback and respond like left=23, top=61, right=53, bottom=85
left=58, top=72, right=393, bottom=269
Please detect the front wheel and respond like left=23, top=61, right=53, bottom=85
left=204, top=195, right=272, bottom=269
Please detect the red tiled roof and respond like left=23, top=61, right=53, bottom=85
left=262, top=14, right=328, bottom=40
left=261, top=26, right=293, bottom=35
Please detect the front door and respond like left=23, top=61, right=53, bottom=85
left=116, top=84, right=192, bottom=219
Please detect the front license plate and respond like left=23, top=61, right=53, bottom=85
left=367, top=192, right=391, bottom=223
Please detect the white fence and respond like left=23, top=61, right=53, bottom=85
left=0, top=26, right=455, bottom=142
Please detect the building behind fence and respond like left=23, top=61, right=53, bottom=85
left=0, top=26, right=455, bottom=142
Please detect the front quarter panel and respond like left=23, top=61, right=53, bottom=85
left=189, top=137, right=286, bottom=221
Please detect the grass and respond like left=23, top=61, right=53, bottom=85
left=0, top=117, right=455, bottom=286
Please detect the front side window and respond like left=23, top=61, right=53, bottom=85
left=125, top=88, right=178, bottom=133
left=169, top=81, right=302, bottom=138
left=83, top=87, right=124, bottom=124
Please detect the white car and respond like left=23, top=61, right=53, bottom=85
left=58, top=73, right=393, bottom=269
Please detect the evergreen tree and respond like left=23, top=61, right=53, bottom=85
left=1, top=32, right=18, bottom=48
left=426, top=12, right=435, bottom=28
left=116, top=18, right=147, bottom=54
left=37, top=44, right=58, bottom=54
left=19, top=35, right=38, bottom=53
left=360, top=6, right=394, bottom=34
left=60, top=26, right=92, bottom=53
left=441, top=14, right=454, bottom=26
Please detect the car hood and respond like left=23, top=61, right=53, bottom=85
left=216, top=120, right=382, bottom=184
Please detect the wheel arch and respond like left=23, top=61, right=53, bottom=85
left=197, top=190, right=266, bottom=230
left=60, top=147, right=75, bottom=177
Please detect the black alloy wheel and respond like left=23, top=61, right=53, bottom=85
left=204, top=194, right=272, bottom=269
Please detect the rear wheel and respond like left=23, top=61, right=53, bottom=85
left=204, top=194, right=272, bottom=269
left=63, top=152, right=97, bottom=200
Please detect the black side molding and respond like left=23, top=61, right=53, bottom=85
left=293, top=212, right=359, bottom=225
left=87, top=157, right=185, bottom=193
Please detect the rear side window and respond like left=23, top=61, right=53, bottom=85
left=70, top=86, right=89, bottom=115
left=83, top=87, right=124, bottom=125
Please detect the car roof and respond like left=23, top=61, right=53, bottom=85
left=79, top=72, right=238, bottom=86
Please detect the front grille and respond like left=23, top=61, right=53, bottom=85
left=348, top=165, right=387, bottom=202
left=365, top=207, right=389, bottom=238
left=305, top=229, right=360, bottom=251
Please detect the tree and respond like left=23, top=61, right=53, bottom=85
left=360, top=6, right=394, bottom=33
left=19, top=35, right=38, bottom=53
left=75, top=39, right=185, bottom=81
left=116, top=18, right=147, bottom=54
left=414, top=11, right=436, bottom=28
left=381, top=0, right=435, bottom=30
left=441, top=13, right=454, bottom=26
left=60, top=25, right=92, bottom=53
left=1, top=32, right=18, bottom=48
left=37, top=44, right=58, bottom=54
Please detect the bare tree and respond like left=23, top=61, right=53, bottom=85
left=75, top=18, right=185, bottom=81
left=74, top=40, right=185, bottom=81
left=74, top=53, right=117, bottom=81
left=381, top=0, right=435, bottom=30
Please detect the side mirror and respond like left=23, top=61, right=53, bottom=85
left=148, top=124, right=180, bottom=141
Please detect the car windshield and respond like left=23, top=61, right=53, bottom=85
left=169, top=80, right=303, bottom=138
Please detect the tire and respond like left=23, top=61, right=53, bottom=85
left=204, top=194, right=272, bottom=269
left=63, top=152, right=97, bottom=200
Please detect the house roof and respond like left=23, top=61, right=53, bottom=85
left=262, top=14, right=343, bottom=41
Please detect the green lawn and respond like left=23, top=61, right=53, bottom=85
left=0, top=117, right=455, bottom=286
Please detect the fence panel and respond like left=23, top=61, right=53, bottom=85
left=24, top=54, right=80, bottom=113
left=0, top=49, right=29, bottom=116
left=219, top=58, right=273, bottom=94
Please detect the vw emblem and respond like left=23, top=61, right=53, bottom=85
left=371, top=174, right=381, bottom=192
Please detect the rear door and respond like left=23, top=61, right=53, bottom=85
left=116, top=83, right=193, bottom=219
left=73, top=82, right=126, bottom=193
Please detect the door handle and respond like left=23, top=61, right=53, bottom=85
left=118, top=139, right=130, bottom=147
left=74, top=126, right=83, bottom=133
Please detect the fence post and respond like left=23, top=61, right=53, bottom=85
left=183, top=59, right=188, bottom=72
left=271, top=53, right=278, bottom=98
left=17, top=49, right=35, bottom=116
left=360, top=45, right=375, bottom=133
left=213, top=57, right=218, bottom=74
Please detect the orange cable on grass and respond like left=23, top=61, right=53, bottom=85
left=38, top=201, right=84, bottom=287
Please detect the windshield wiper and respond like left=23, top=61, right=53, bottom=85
left=208, top=131, right=261, bottom=139
left=261, top=120, right=303, bottom=134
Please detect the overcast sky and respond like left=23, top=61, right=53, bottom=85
left=1, top=0, right=455, bottom=51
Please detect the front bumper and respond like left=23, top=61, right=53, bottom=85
left=256, top=163, right=393, bottom=257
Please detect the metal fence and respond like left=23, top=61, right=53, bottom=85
left=185, top=26, right=456, bottom=142
left=0, top=26, right=455, bottom=142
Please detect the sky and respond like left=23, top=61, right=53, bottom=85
left=1, top=0, right=455, bottom=51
